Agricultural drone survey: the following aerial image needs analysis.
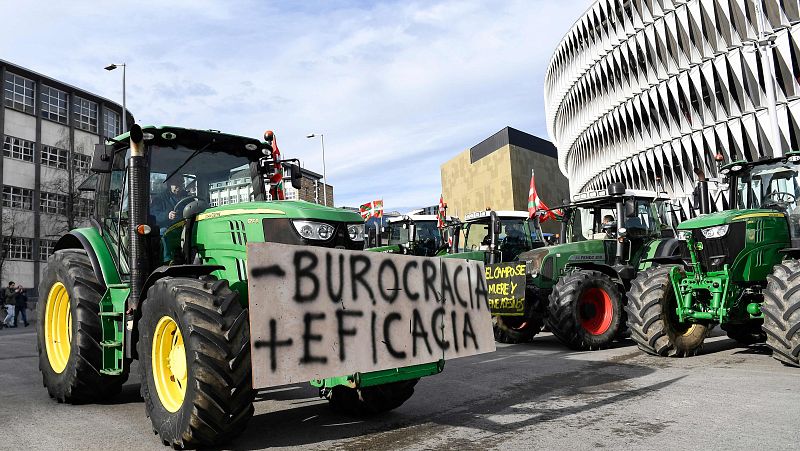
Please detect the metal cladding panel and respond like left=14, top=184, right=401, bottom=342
left=544, top=0, right=800, bottom=215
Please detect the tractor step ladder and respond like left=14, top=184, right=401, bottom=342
left=99, top=284, right=129, bottom=376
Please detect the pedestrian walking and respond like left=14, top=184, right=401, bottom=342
left=3, top=282, right=17, bottom=327
left=13, top=285, right=29, bottom=327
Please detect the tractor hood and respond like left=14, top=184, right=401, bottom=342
left=198, top=200, right=363, bottom=223
left=677, top=209, right=782, bottom=229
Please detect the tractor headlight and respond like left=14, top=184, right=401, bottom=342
left=347, top=223, right=365, bottom=241
left=292, top=220, right=335, bottom=241
left=701, top=225, right=729, bottom=239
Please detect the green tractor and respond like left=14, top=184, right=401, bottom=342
left=626, top=153, right=800, bottom=367
left=446, top=210, right=548, bottom=342
left=451, top=186, right=680, bottom=349
left=367, top=214, right=448, bottom=256
left=36, top=125, right=444, bottom=448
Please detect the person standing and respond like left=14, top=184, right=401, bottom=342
left=3, top=282, right=16, bottom=327
left=13, top=285, right=28, bottom=327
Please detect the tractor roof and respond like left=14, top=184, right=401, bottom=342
left=107, top=125, right=265, bottom=160
left=570, top=188, right=667, bottom=207
left=463, top=210, right=530, bottom=222
left=387, top=214, right=440, bottom=223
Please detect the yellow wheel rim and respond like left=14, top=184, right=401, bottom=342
left=152, top=316, right=187, bottom=413
left=682, top=324, right=697, bottom=337
left=44, top=282, right=72, bottom=373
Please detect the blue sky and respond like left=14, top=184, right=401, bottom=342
left=1, top=0, right=593, bottom=211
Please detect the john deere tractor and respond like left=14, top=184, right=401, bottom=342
left=367, top=214, right=448, bottom=256
left=626, top=153, right=800, bottom=366
left=36, top=125, right=443, bottom=448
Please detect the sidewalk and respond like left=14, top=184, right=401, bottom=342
left=0, top=308, right=35, bottom=335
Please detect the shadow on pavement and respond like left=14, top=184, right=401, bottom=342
left=230, top=342, right=677, bottom=450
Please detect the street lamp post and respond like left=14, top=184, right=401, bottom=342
left=306, top=133, right=328, bottom=206
left=104, top=63, right=127, bottom=134
left=753, top=2, right=782, bottom=157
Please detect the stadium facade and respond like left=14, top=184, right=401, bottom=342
left=545, top=0, right=800, bottom=211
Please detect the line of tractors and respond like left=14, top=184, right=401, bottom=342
left=35, top=124, right=800, bottom=449
left=371, top=155, right=800, bottom=367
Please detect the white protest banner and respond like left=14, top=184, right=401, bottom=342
left=247, top=243, right=495, bottom=388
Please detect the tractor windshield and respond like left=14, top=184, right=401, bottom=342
left=568, top=198, right=663, bottom=242
left=149, top=145, right=255, bottom=230
left=460, top=217, right=543, bottom=256
left=387, top=221, right=411, bottom=245
left=736, top=161, right=800, bottom=212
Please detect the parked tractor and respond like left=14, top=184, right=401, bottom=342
left=36, top=125, right=445, bottom=448
left=367, top=214, right=448, bottom=256
left=446, top=210, right=547, bottom=342
left=626, top=153, right=800, bottom=367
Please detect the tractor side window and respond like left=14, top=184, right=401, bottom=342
left=568, top=210, right=586, bottom=242
left=387, top=223, right=410, bottom=245
left=97, top=147, right=131, bottom=275
left=592, top=208, right=616, bottom=239
left=463, top=222, right=490, bottom=251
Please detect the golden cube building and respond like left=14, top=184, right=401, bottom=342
left=441, top=127, right=569, bottom=233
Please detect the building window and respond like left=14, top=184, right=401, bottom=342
left=2, top=185, right=33, bottom=210
left=2, top=236, right=33, bottom=260
left=2, top=135, right=35, bottom=162
left=41, top=145, right=69, bottom=169
left=41, top=85, right=69, bottom=123
left=4, top=72, right=35, bottom=114
left=74, top=153, right=92, bottom=173
left=103, top=108, right=121, bottom=138
left=74, top=197, right=93, bottom=217
left=39, top=239, right=55, bottom=261
left=40, top=191, right=67, bottom=215
left=73, top=96, right=98, bottom=133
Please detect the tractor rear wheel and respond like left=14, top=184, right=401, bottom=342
left=36, top=249, right=126, bottom=402
left=721, top=321, right=766, bottom=345
left=547, top=270, right=624, bottom=350
left=626, top=265, right=709, bottom=357
left=138, top=277, right=253, bottom=448
left=762, top=260, right=800, bottom=367
left=324, top=378, right=419, bottom=415
left=493, top=315, right=542, bottom=344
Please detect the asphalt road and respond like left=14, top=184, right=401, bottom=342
left=1, top=324, right=798, bottom=450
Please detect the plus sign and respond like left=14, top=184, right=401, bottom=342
left=254, top=318, right=294, bottom=371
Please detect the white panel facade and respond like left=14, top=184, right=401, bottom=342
left=545, top=0, right=800, bottom=211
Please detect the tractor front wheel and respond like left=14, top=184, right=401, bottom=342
left=138, top=277, right=253, bottom=448
left=762, top=260, right=800, bottom=367
left=493, top=315, right=542, bottom=344
left=324, top=379, right=419, bottom=415
left=626, top=265, right=709, bottom=357
left=36, top=249, right=126, bottom=402
left=547, top=270, right=624, bottom=350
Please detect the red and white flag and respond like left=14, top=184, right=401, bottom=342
left=528, top=170, right=562, bottom=222
left=437, top=195, right=447, bottom=229
left=359, top=199, right=384, bottom=219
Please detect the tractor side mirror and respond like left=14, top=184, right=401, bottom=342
left=91, top=144, right=114, bottom=173
left=287, top=163, right=302, bottom=190
left=494, top=220, right=502, bottom=235
left=625, top=198, right=637, bottom=217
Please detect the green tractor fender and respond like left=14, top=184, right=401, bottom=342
left=564, top=261, right=628, bottom=286
left=54, top=228, right=122, bottom=287
left=637, top=237, right=684, bottom=270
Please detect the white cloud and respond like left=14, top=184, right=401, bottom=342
left=0, top=0, right=593, bottom=210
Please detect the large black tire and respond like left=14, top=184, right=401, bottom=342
left=762, top=260, right=800, bottom=367
left=493, top=315, right=542, bottom=344
left=138, top=277, right=254, bottom=448
left=721, top=321, right=766, bottom=345
left=36, top=249, right=126, bottom=403
left=547, top=270, right=625, bottom=350
left=626, top=265, right=709, bottom=357
left=324, top=378, right=419, bottom=416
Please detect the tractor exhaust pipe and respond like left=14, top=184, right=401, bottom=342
left=127, top=124, right=149, bottom=314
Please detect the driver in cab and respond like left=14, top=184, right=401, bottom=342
left=152, top=177, right=189, bottom=233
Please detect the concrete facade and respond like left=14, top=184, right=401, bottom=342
left=441, top=127, right=569, bottom=233
left=1, top=60, right=129, bottom=295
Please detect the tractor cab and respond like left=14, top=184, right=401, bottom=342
left=452, top=210, right=546, bottom=264
left=723, top=152, right=800, bottom=246
left=369, top=214, right=447, bottom=256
